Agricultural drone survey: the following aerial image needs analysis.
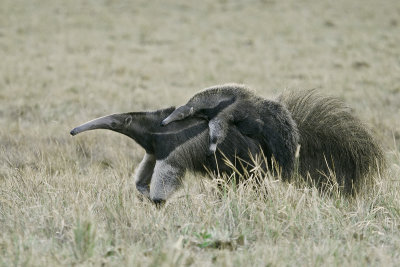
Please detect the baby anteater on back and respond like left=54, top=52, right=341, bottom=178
left=162, top=84, right=385, bottom=194
left=162, top=84, right=300, bottom=179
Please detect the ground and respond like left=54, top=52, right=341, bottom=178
left=1, top=0, right=400, bottom=266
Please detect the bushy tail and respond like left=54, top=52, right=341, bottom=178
left=278, top=90, right=385, bottom=194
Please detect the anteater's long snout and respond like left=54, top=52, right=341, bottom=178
left=69, top=124, right=92, bottom=136
left=70, top=128, right=79, bottom=136
left=70, top=115, right=117, bottom=136
left=161, top=117, right=173, bottom=126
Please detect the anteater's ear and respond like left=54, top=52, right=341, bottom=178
left=125, top=115, right=132, bottom=125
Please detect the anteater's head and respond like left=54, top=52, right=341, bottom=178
left=70, top=113, right=135, bottom=136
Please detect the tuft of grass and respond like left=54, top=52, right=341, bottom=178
left=71, top=219, right=97, bottom=261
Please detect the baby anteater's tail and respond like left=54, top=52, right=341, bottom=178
left=278, top=89, right=385, bottom=194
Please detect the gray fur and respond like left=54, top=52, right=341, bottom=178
left=278, top=89, right=385, bottom=194
left=150, top=160, right=185, bottom=202
left=162, top=84, right=300, bottom=179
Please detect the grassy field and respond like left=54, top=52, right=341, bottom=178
left=1, top=0, right=400, bottom=266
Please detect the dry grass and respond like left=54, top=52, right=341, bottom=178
left=1, top=0, right=400, bottom=266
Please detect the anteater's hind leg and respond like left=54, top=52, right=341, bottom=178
left=134, top=153, right=156, bottom=199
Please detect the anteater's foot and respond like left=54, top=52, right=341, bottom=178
left=152, top=198, right=166, bottom=208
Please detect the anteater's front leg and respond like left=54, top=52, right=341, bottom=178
left=149, top=159, right=185, bottom=206
left=134, top=153, right=156, bottom=199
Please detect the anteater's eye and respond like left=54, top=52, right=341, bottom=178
left=111, top=122, right=117, bottom=128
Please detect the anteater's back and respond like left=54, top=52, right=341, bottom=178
left=278, top=90, right=385, bottom=194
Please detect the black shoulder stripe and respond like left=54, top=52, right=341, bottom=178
left=199, top=97, right=235, bottom=118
